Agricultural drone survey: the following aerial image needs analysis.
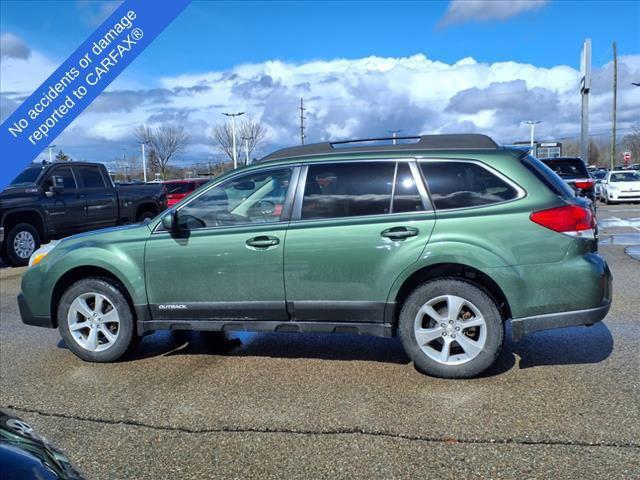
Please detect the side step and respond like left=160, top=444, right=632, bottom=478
left=137, top=320, right=393, bottom=338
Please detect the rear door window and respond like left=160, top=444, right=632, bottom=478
left=77, top=166, right=107, bottom=188
left=301, top=162, right=395, bottom=219
left=420, top=161, right=519, bottom=210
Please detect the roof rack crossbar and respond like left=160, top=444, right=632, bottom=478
left=330, top=136, right=421, bottom=146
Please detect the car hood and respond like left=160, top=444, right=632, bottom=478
left=56, top=222, right=152, bottom=250
left=610, top=181, right=640, bottom=189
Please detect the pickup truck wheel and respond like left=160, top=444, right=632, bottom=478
left=398, top=279, right=504, bottom=379
left=137, top=211, right=156, bottom=222
left=58, top=278, right=136, bottom=362
left=5, top=223, right=40, bottom=267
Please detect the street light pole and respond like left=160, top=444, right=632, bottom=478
left=47, top=144, right=56, bottom=163
left=139, top=140, right=149, bottom=183
left=242, top=136, right=251, bottom=165
left=222, top=112, right=245, bottom=169
left=523, top=121, right=541, bottom=155
left=387, top=130, right=402, bottom=145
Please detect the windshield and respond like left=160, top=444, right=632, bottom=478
left=10, top=166, right=44, bottom=186
left=592, top=170, right=607, bottom=179
left=541, top=159, right=589, bottom=178
left=610, top=171, right=640, bottom=182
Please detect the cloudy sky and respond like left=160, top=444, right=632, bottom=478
left=1, top=0, right=639, bottom=166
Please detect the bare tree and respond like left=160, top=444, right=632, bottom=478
left=134, top=124, right=189, bottom=179
left=211, top=118, right=266, bottom=165
left=622, top=125, right=640, bottom=163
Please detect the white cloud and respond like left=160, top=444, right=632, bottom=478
left=0, top=32, right=32, bottom=59
left=439, top=0, right=548, bottom=27
left=1, top=34, right=639, bottom=164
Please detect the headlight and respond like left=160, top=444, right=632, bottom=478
left=29, top=240, right=60, bottom=267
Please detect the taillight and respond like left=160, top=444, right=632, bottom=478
left=573, top=179, right=594, bottom=190
left=530, top=205, right=595, bottom=238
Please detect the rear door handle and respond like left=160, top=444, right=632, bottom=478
left=246, top=236, right=280, bottom=248
left=381, top=226, right=419, bottom=240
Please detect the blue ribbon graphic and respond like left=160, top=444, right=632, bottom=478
left=0, top=0, right=191, bottom=190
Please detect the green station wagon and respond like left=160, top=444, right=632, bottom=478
left=18, top=134, right=612, bottom=378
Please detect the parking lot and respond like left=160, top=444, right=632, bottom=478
left=0, top=204, right=638, bottom=479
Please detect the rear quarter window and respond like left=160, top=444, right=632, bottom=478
left=521, top=156, right=575, bottom=198
left=419, top=161, right=519, bottom=210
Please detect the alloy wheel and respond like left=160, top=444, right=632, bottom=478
left=67, top=292, right=120, bottom=352
left=414, top=294, right=487, bottom=365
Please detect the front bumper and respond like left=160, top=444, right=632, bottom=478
left=18, top=293, right=55, bottom=328
left=511, top=301, right=611, bottom=342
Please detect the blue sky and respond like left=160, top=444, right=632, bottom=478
left=1, top=1, right=639, bottom=166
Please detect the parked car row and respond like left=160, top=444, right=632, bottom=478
left=0, top=161, right=212, bottom=267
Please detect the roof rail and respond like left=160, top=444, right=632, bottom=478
left=260, top=133, right=499, bottom=162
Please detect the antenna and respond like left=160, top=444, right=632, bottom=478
left=299, top=98, right=306, bottom=145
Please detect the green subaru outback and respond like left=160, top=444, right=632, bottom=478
left=18, top=134, right=612, bottom=378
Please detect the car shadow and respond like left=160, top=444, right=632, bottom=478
left=120, top=321, right=615, bottom=375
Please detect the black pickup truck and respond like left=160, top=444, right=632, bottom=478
left=1, top=161, right=167, bottom=266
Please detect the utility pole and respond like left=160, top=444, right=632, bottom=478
left=611, top=41, right=618, bottom=170
left=222, top=111, right=245, bottom=169
left=523, top=121, right=541, bottom=155
left=299, top=98, right=306, bottom=145
left=580, top=39, right=591, bottom=164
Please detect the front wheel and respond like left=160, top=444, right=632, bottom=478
left=398, top=279, right=504, bottom=378
left=58, top=278, right=137, bottom=362
left=5, top=223, right=40, bottom=267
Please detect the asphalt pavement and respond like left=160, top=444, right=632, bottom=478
left=1, top=204, right=638, bottom=479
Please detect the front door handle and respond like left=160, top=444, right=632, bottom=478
left=381, top=226, right=419, bottom=240
left=246, top=236, right=280, bottom=248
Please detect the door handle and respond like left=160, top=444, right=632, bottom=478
left=246, top=236, right=280, bottom=248
left=381, top=226, right=419, bottom=240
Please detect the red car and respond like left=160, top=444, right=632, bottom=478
left=164, top=178, right=209, bottom=207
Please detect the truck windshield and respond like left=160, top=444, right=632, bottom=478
left=10, top=166, right=44, bottom=186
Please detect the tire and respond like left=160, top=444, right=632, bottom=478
left=137, top=211, right=156, bottom=222
left=398, top=278, right=504, bottom=379
left=58, top=278, right=137, bottom=362
left=5, top=223, right=40, bottom=267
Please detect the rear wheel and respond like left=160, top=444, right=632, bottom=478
left=137, top=211, right=156, bottom=223
left=398, top=279, right=504, bottom=378
left=58, top=278, right=137, bottom=362
left=5, top=223, right=40, bottom=267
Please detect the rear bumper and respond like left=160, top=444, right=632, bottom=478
left=511, top=301, right=611, bottom=342
left=18, top=293, right=55, bottom=328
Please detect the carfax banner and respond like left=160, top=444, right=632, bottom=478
left=0, top=0, right=191, bottom=189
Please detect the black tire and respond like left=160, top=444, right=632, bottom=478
left=398, top=278, right=504, bottom=379
left=58, top=278, right=137, bottom=362
left=137, top=211, right=156, bottom=222
left=5, top=223, right=41, bottom=267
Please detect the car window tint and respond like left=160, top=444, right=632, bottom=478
left=166, top=182, right=191, bottom=194
left=177, top=168, right=293, bottom=229
left=420, top=161, right=518, bottom=210
left=393, top=163, right=423, bottom=213
left=521, top=156, right=575, bottom=198
left=48, top=167, right=76, bottom=189
left=541, top=159, right=589, bottom=178
left=78, top=166, right=106, bottom=188
left=301, top=162, right=394, bottom=219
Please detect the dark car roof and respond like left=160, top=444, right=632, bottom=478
left=260, top=134, right=500, bottom=162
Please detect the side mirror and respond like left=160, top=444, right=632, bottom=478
left=50, top=176, right=64, bottom=193
left=161, top=211, right=176, bottom=231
